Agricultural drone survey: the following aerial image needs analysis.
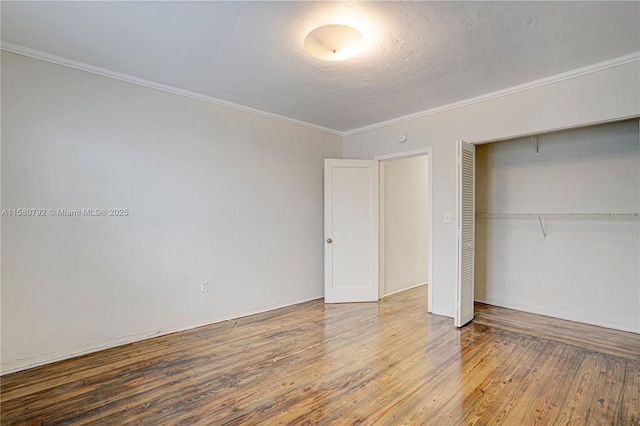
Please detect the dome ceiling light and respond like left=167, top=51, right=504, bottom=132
left=304, top=24, right=365, bottom=61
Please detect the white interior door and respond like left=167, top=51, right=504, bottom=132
left=324, top=159, right=379, bottom=303
left=455, top=140, right=476, bottom=327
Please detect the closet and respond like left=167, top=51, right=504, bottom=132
left=474, top=119, right=640, bottom=333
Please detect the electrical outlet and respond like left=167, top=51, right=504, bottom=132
left=200, top=280, right=209, bottom=293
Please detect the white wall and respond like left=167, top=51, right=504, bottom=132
left=1, top=52, right=342, bottom=373
left=382, top=156, right=428, bottom=295
left=343, top=60, right=640, bottom=318
left=475, top=120, right=639, bottom=332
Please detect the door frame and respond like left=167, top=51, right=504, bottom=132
left=375, top=148, right=433, bottom=313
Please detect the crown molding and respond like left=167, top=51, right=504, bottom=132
left=0, top=42, right=344, bottom=137
left=343, top=51, right=640, bottom=136
left=3, top=42, right=637, bottom=139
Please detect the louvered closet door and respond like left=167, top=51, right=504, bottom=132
left=455, top=140, right=476, bottom=327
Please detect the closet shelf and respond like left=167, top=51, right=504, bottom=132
left=477, top=212, right=640, bottom=219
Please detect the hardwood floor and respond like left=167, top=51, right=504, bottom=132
left=2, top=285, right=639, bottom=425
left=474, top=302, right=640, bottom=362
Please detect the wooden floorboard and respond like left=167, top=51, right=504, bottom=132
left=2, top=285, right=639, bottom=425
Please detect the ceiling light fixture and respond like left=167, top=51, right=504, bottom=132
left=304, top=24, right=365, bottom=61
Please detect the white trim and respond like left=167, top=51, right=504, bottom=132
left=344, top=52, right=640, bottom=136
left=0, top=294, right=322, bottom=375
left=383, top=282, right=428, bottom=298
left=378, top=161, right=386, bottom=299
left=469, top=115, right=640, bottom=145
left=0, top=42, right=342, bottom=137
left=475, top=297, right=640, bottom=335
left=376, top=147, right=433, bottom=313
left=375, top=147, right=434, bottom=161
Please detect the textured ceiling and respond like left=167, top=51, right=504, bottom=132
left=2, top=1, right=639, bottom=133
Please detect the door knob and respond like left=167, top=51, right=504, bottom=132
left=326, top=238, right=332, bottom=243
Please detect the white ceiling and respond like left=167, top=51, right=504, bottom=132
left=2, top=1, right=639, bottom=133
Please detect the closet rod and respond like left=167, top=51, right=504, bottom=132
left=476, top=213, right=640, bottom=219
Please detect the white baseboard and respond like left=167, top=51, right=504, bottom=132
left=383, top=281, right=428, bottom=298
left=1, top=294, right=323, bottom=375
left=475, top=297, right=639, bottom=334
